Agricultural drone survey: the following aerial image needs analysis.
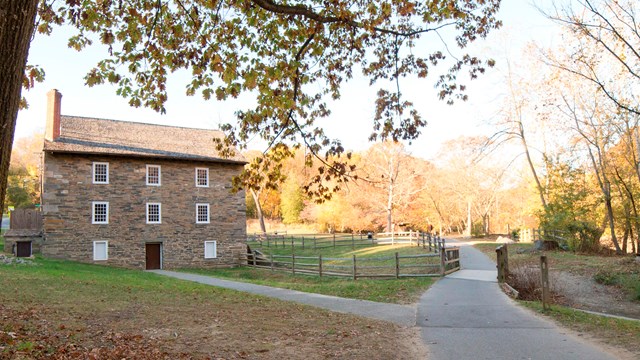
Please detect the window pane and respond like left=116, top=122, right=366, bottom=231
left=147, top=165, right=160, bottom=185
left=196, top=204, right=209, bottom=223
left=94, top=241, right=108, bottom=260
left=147, top=203, right=161, bottom=223
left=204, top=241, right=216, bottom=258
left=93, top=202, right=108, bottom=223
left=94, top=163, right=108, bottom=183
left=196, top=168, right=208, bottom=186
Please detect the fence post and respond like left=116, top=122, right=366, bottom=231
left=292, top=253, right=296, bottom=275
left=333, top=233, right=336, bottom=248
left=252, top=250, right=257, bottom=266
left=439, top=246, right=446, bottom=276
left=353, top=254, right=357, bottom=280
left=319, top=255, right=323, bottom=278
left=291, top=236, right=294, bottom=249
left=395, top=252, right=400, bottom=279
left=496, top=245, right=505, bottom=283
left=541, top=255, right=550, bottom=310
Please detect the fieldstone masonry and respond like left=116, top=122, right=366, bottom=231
left=42, top=152, right=247, bottom=269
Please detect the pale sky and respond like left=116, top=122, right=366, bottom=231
left=15, top=1, right=560, bottom=161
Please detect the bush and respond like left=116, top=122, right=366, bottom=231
left=506, top=263, right=560, bottom=302
left=566, top=221, right=603, bottom=253
left=593, top=270, right=619, bottom=286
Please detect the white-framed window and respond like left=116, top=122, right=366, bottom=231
left=93, top=162, right=109, bottom=184
left=204, top=241, right=217, bottom=259
left=146, top=165, right=161, bottom=186
left=196, top=203, right=210, bottom=224
left=92, top=201, right=109, bottom=224
left=195, top=167, right=209, bottom=187
left=93, top=241, right=108, bottom=261
left=146, top=203, right=162, bottom=224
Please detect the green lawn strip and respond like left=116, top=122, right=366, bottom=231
left=520, top=301, right=640, bottom=355
left=0, top=257, right=412, bottom=358
left=182, top=266, right=434, bottom=304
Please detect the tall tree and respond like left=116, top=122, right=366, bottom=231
left=1, top=0, right=502, bottom=216
left=0, top=0, right=39, bottom=220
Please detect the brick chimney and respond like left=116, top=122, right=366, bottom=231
left=45, top=89, right=62, bottom=141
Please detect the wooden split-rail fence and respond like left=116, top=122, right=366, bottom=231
left=246, top=233, right=460, bottom=279
left=248, top=232, right=446, bottom=252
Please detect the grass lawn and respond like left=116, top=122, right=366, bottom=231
left=521, top=301, right=640, bottom=357
left=0, top=257, right=424, bottom=359
left=187, top=244, right=438, bottom=304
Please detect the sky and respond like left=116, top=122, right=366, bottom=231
left=14, top=1, right=561, bottom=161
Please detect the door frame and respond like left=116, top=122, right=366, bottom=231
left=16, top=241, right=32, bottom=257
left=145, top=242, right=163, bottom=270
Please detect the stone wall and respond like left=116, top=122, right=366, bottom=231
left=41, top=152, right=247, bottom=269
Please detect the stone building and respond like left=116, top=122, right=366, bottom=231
left=40, top=89, right=247, bottom=269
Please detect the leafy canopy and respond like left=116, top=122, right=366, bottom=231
left=36, top=0, right=501, bottom=197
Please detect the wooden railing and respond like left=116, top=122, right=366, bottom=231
left=247, top=232, right=446, bottom=252
left=246, top=241, right=460, bottom=279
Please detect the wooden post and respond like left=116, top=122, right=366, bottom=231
left=503, top=244, right=509, bottom=276
left=353, top=254, right=357, bottom=280
left=439, top=247, right=446, bottom=276
left=496, top=245, right=505, bottom=283
left=395, top=252, right=400, bottom=279
left=291, top=237, right=294, bottom=249
left=319, top=255, right=323, bottom=278
left=333, top=233, right=336, bottom=248
left=292, top=253, right=296, bottom=275
left=541, top=255, right=550, bottom=310
left=252, top=250, right=257, bottom=266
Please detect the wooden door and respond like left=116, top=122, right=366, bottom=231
left=145, top=243, right=162, bottom=270
left=16, top=242, right=31, bottom=257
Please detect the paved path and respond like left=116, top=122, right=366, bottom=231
left=154, top=241, right=619, bottom=359
left=418, top=239, right=617, bottom=360
left=151, top=270, right=416, bottom=327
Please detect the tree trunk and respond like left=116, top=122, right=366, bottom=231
left=250, top=189, right=266, bottom=233
left=520, top=122, right=547, bottom=209
left=603, top=182, right=622, bottom=254
left=0, top=0, right=38, bottom=218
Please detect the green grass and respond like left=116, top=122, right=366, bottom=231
left=0, top=256, right=413, bottom=359
left=184, top=266, right=434, bottom=304
left=520, top=301, right=640, bottom=354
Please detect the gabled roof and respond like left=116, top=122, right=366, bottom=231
left=43, top=116, right=246, bottom=164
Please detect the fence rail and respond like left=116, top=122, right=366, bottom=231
left=246, top=246, right=460, bottom=279
left=247, top=232, right=446, bottom=253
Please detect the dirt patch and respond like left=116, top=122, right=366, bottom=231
left=553, top=271, right=640, bottom=319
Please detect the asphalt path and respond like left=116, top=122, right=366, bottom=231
left=418, top=240, right=618, bottom=360
left=154, top=240, right=620, bottom=359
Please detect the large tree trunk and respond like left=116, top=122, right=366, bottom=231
left=250, top=189, right=266, bottom=233
left=0, top=0, right=38, bottom=218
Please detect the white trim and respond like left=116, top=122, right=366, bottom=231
left=92, top=201, right=109, bottom=224
left=146, top=203, right=162, bottom=224
left=195, top=167, right=209, bottom=187
left=93, top=241, right=108, bottom=261
left=196, top=203, right=210, bottom=224
left=146, top=164, right=161, bottom=186
left=92, top=162, right=109, bottom=184
left=204, top=241, right=217, bottom=259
